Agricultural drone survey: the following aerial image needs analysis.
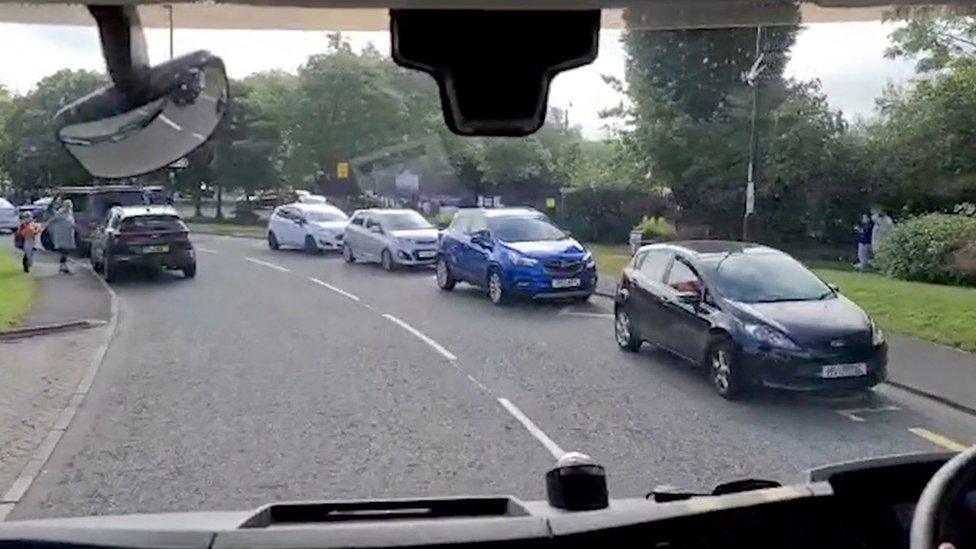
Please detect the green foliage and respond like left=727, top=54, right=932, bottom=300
left=885, top=7, right=976, bottom=72
left=0, top=250, right=35, bottom=329
left=874, top=214, right=976, bottom=285
left=432, top=211, right=454, bottom=229
left=636, top=216, right=677, bottom=240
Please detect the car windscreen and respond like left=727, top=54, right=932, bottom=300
left=487, top=216, right=566, bottom=242
left=305, top=209, right=347, bottom=222
left=703, top=253, right=833, bottom=303
left=378, top=211, right=433, bottom=230
left=93, top=193, right=145, bottom=217
left=120, top=215, right=186, bottom=232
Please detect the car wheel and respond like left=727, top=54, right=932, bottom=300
left=381, top=249, right=396, bottom=271
left=342, top=243, right=356, bottom=263
left=40, top=229, right=53, bottom=251
left=183, top=262, right=197, bottom=279
left=708, top=338, right=743, bottom=400
left=305, top=235, right=321, bottom=254
left=614, top=307, right=640, bottom=352
left=487, top=269, right=507, bottom=305
left=268, top=231, right=279, bottom=250
left=436, top=257, right=456, bottom=291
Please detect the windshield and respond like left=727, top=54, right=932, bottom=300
left=705, top=252, right=832, bottom=303
left=120, top=214, right=186, bottom=232
left=3, top=4, right=975, bottom=523
left=379, top=211, right=433, bottom=230
left=488, top=216, right=566, bottom=242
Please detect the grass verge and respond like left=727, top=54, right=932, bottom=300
left=814, top=268, right=976, bottom=352
left=0, top=249, right=36, bottom=329
left=587, top=243, right=632, bottom=280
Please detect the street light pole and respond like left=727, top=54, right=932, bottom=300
left=167, top=5, right=174, bottom=60
left=743, top=25, right=763, bottom=241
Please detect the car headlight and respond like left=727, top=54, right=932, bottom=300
left=583, top=251, right=595, bottom=269
left=871, top=319, right=885, bottom=346
left=394, top=237, right=411, bottom=247
left=743, top=323, right=800, bottom=351
left=509, top=252, right=538, bottom=267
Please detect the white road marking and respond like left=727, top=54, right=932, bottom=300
left=466, top=374, right=489, bottom=393
left=559, top=310, right=614, bottom=319
left=244, top=257, right=290, bottom=273
left=497, top=397, right=565, bottom=459
left=196, top=247, right=220, bottom=254
left=191, top=132, right=206, bottom=141
left=158, top=113, right=182, bottom=131
left=909, top=428, right=970, bottom=452
left=835, top=404, right=900, bottom=422
left=382, top=314, right=457, bottom=361
left=308, top=277, right=360, bottom=302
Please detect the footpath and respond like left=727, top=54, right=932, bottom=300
left=594, top=273, right=976, bottom=413
left=0, top=244, right=114, bottom=518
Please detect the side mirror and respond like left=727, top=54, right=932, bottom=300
left=55, top=51, right=229, bottom=178
left=677, top=292, right=701, bottom=308
left=369, top=225, right=383, bottom=234
left=471, top=230, right=493, bottom=248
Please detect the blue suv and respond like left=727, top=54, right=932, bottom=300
left=435, top=208, right=597, bottom=304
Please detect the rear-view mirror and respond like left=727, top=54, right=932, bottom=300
left=55, top=51, right=229, bottom=179
left=677, top=292, right=701, bottom=307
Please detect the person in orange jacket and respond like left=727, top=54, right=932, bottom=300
left=14, top=211, right=43, bottom=273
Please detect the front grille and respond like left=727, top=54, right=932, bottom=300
left=414, top=239, right=436, bottom=245
left=542, top=259, right=584, bottom=276
left=810, top=332, right=875, bottom=362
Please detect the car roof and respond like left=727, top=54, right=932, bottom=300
left=641, top=240, right=781, bottom=259
left=290, top=202, right=343, bottom=213
left=114, top=205, right=180, bottom=218
left=57, top=185, right=144, bottom=194
left=457, top=207, right=543, bottom=218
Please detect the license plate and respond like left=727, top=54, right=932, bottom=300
left=142, top=245, right=169, bottom=254
left=417, top=250, right=437, bottom=259
left=552, top=278, right=582, bottom=289
left=821, top=363, right=867, bottom=379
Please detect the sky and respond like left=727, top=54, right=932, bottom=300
left=0, top=20, right=917, bottom=139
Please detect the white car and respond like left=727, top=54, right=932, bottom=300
left=267, top=202, right=348, bottom=253
left=0, top=198, right=19, bottom=233
left=342, top=209, right=439, bottom=270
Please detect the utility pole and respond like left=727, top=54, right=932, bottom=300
left=743, top=25, right=763, bottom=241
left=167, top=5, right=174, bottom=59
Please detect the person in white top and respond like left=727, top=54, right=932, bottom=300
left=871, top=208, right=894, bottom=250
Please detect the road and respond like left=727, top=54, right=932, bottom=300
left=11, top=234, right=976, bottom=519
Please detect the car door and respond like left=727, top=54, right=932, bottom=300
left=462, top=213, right=492, bottom=284
left=281, top=207, right=306, bottom=246
left=441, top=212, right=470, bottom=279
left=659, top=255, right=713, bottom=361
left=629, top=249, right=672, bottom=347
left=268, top=207, right=289, bottom=245
left=362, top=215, right=386, bottom=260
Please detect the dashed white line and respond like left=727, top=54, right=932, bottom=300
left=158, top=113, right=182, bottom=131
left=196, top=247, right=220, bottom=254
left=308, top=277, right=360, bottom=302
left=244, top=257, right=290, bottom=273
left=909, top=427, right=969, bottom=452
left=497, top=397, right=565, bottom=459
left=382, top=314, right=457, bottom=361
left=191, top=132, right=206, bottom=141
left=559, top=311, right=614, bottom=319
left=466, top=374, right=489, bottom=393
left=835, top=404, right=900, bottom=422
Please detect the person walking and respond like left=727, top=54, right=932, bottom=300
left=854, top=213, right=874, bottom=271
left=14, top=212, right=41, bottom=273
left=47, top=198, right=76, bottom=274
left=871, top=208, right=894, bottom=252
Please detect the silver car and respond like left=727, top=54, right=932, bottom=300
left=342, top=209, right=439, bottom=270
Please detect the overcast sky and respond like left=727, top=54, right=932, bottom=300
left=0, top=20, right=917, bottom=139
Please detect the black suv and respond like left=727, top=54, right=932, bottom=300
left=41, top=185, right=148, bottom=254
left=89, top=205, right=196, bottom=282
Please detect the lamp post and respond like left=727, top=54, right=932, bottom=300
left=742, top=25, right=763, bottom=241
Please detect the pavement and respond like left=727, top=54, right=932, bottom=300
left=0, top=245, right=112, bottom=505
left=3, top=234, right=976, bottom=521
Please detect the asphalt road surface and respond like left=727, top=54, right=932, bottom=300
left=11, top=234, right=976, bottom=519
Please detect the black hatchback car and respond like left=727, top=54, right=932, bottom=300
left=89, top=205, right=196, bottom=282
left=613, top=241, right=887, bottom=399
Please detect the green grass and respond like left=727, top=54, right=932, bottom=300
left=0, top=250, right=36, bottom=330
left=814, top=268, right=976, bottom=352
left=187, top=222, right=266, bottom=239
left=587, top=243, right=632, bottom=278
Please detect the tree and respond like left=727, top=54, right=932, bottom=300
left=885, top=7, right=976, bottom=72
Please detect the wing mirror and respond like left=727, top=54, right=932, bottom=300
left=55, top=50, right=228, bottom=178
left=369, top=224, right=383, bottom=234
left=677, top=292, right=701, bottom=308
left=471, top=230, right=493, bottom=249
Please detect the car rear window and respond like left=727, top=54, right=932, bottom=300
left=93, top=192, right=146, bottom=217
left=120, top=215, right=186, bottom=232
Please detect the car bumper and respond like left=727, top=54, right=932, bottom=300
left=740, top=343, right=888, bottom=392
left=314, top=236, right=343, bottom=250
left=505, top=269, right=598, bottom=299
left=112, top=250, right=195, bottom=269
left=394, top=248, right=438, bottom=265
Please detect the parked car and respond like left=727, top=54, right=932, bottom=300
left=41, top=186, right=147, bottom=254
left=267, top=202, right=348, bottom=253
left=435, top=207, right=597, bottom=304
left=613, top=241, right=888, bottom=400
left=90, top=205, right=196, bottom=282
left=0, top=198, right=18, bottom=233
left=342, top=209, right=438, bottom=270
left=18, top=197, right=53, bottom=222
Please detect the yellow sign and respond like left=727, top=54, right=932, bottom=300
left=337, top=162, right=349, bottom=179
left=546, top=197, right=556, bottom=209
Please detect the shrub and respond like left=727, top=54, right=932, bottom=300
left=432, top=211, right=454, bottom=229
left=874, top=214, right=976, bottom=286
left=636, top=216, right=677, bottom=241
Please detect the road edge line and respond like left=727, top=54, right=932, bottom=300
left=908, top=427, right=969, bottom=452
left=381, top=314, right=457, bottom=361
left=244, top=257, right=290, bottom=273
left=497, top=397, right=565, bottom=459
left=0, top=259, right=120, bottom=521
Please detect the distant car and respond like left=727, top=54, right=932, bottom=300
left=89, top=205, right=196, bottom=282
left=41, top=185, right=147, bottom=254
left=267, top=202, right=348, bottom=253
left=613, top=241, right=887, bottom=399
left=342, top=209, right=438, bottom=270
left=0, top=198, right=18, bottom=233
left=16, top=197, right=52, bottom=223
left=435, top=207, right=597, bottom=304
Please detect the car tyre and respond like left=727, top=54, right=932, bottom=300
left=435, top=257, right=456, bottom=291
left=487, top=269, right=507, bottom=305
left=304, top=235, right=321, bottom=254
left=614, top=307, right=640, bottom=352
left=183, top=262, right=197, bottom=279
left=342, top=243, right=356, bottom=263
left=268, top=231, right=279, bottom=250
left=708, top=337, right=744, bottom=400
left=381, top=249, right=396, bottom=271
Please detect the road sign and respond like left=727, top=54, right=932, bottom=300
left=337, top=162, right=349, bottom=179
left=546, top=197, right=556, bottom=209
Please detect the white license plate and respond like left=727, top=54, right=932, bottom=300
left=142, top=245, right=169, bottom=254
left=821, top=363, right=867, bottom=379
left=417, top=250, right=437, bottom=259
left=551, top=278, right=582, bottom=289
